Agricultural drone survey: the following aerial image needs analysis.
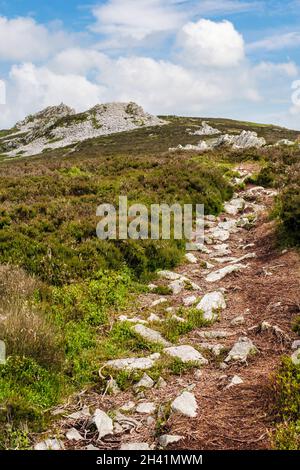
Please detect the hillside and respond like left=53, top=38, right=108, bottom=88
left=0, top=107, right=299, bottom=451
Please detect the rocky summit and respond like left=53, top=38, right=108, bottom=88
left=0, top=102, right=165, bottom=157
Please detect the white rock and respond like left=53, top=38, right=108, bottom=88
left=148, top=284, right=157, bottom=291
left=218, top=220, right=237, bottom=231
left=93, top=409, right=113, bottom=439
left=212, top=243, right=232, bottom=256
left=225, top=337, right=257, bottom=363
left=120, top=401, right=136, bottom=412
left=292, top=340, right=300, bottom=350
left=185, top=253, right=198, bottom=264
left=206, top=264, right=247, bottom=282
left=121, top=442, right=150, bottom=450
left=169, top=278, right=185, bottom=295
left=67, top=406, right=91, bottom=420
left=291, top=348, right=300, bottom=365
left=196, top=291, right=226, bottom=322
left=198, top=330, right=234, bottom=339
left=209, top=228, right=230, bottom=242
left=226, top=375, right=243, bottom=388
left=182, top=295, right=197, bottom=307
left=148, top=313, right=162, bottom=322
left=166, top=307, right=174, bottom=313
left=136, top=402, right=156, bottom=414
left=133, top=324, right=171, bottom=346
left=171, top=391, right=198, bottom=418
left=158, top=270, right=182, bottom=281
left=224, top=198, right=245, bottom=216
left=134, top=373, right=154, bottom=390
left=189, top=121, right=221, bottom=136
left=34, top=438, right=64, bottom=451
left=199, top=343, right=225, bottom=356
left=156, top=377, right=167, bottom=389
left=231, top=315, right=245, bottom=326
left=159, top=434, right=183, bottom=447
left=119, top=315, right=148, bottom=324
left=164, top=345, right=208, bottom=365
left=151, top=298, right=167, bottom=307
left=66, top=428, right=83, bottom=441
left=105, top=353, right=160, bottom=371
left=171, top=314, right=187, bottom=323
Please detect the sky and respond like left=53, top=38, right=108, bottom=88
left=0, top=0, right=300, bottom=129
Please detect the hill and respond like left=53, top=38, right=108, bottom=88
left=0, top=106, right=299, bottom=451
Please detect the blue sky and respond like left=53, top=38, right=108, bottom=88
left=0, top=0, right=300, bottom=128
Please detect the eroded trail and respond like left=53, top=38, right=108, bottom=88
left=34, top=166, right=300, bottom=451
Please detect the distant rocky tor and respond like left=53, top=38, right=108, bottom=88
left=0, top=102, right=166, bottom=158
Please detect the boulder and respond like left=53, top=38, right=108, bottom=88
left=159, top=435, right=183, bottom=447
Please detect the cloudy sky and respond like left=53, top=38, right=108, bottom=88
left=0, top=0, right=300, bottom=129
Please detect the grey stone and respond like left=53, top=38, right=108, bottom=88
left=182, top=295, right=197, bottom=307
left=66, top=428, right=83, bottom=441
left=121, top=442, right=150, bottom=450
left=164, top=345, right=208, bottom=365
left=93, top=409, right=113, bottom=439
left=226, top=375, right=243, bottom=388
left=133, top=324, right=171, bottom=347
left=156, top=377, right=167, bottom=389
left=291, top=348, right=300, bottom=365
left=224, top=198, right=245, bottom=216
left=34, top=438, right=65, bottom=451
left=105, top=353, right=160, bottom=371
left=185, top=253, right=198, bottom=264
left=231, top=315, right=245, bottom=326
left=198, top=330, right=234, bottom=339
left=225, top=337, right=258, bottom=363
left=159, top=435, right=183, bottom=447
left=134, top=373, right=154, bottom=390
left=136, top=402, right=156, bottom=414
left=171, top=391, right=198, bottom=418
left=120, top=401, right=136, bottom=412
left=86, top=444, right=100, bottom=450
left=292, top=340, right=300, bottom=350
left=196, top=291, right=226, bottom=322
left=206, top=264, right=247, bottom=283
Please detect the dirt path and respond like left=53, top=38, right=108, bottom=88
left=34, top=167, right=300, bottom=451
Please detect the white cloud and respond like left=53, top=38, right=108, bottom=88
left=0, top=16, right=73, bottom=61
left=178, top=19, right=245, bottom=67
left=91, top=0, right=183, bottom=40
left=248, top=31, right=300, bottom=52
left=50, top=48, right=109, bottom=75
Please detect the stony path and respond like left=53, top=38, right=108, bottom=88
left=34, top=166, right=300, bottom=451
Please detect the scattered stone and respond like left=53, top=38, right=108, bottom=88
left=158, top=270, right=182, bottom=281
left=120, top=401, right=136, bottom=412
left=205, top=215, right=217, bottom=222
left=224, top=198, right=245, bottom=216
left=196, top=291, right=226, bottom=321
left=164, top=345, right=208, bottom=365
left=148, top=313, right=162, bottom=322
left=185, top=253, right=198, bottom=264
left=134, top=373, right=154, bottom=390
left=169, top=278, right=185, bottom=295
left=67, top=406, right=91, bottom=420
left=151, top=298, right=167, bottom=307
left=218, top=220, right=237, bottom=232
left=206, top=264, right=247, bottom=283
left=182, top=295, right=197, bottom=307
left=211, top=244, right=232, bottom=256
left=291, top=348, right=300, bottom=366
left=199, top=342, right=225, bottom=356
left=121, top=443, right=150, bottom=450
left=198, top=330, right=234, bottom=339
left=119, top=315, right=148, bottom=324
left=136, top=402, right=156, bottom=414
left=107, top=378, right=121, bottom=395
left=34, top=438, right=65, bottom=451
left=188, top=243, right=212, bottom=253
left=292, top=340, right=300, bottom=350
left=209, top=228, right=230, bottom=242
left=166, top=307, right=174, bottom=313
left=171, top=314, right=186, bottom=323
left=171, top=391, right=198, bottom=418
left=148, top=283, right=157, bottom=291
left=194, top=369, right=203, bottom=380
left=133, top=324, right=171, bottom=347
left=66, top=428, right=83, bottom=441
left=105, top=353, right=160, bottom=371
left=189, top=121, right=221, bottom=136
left=147, top=416, right=156, bottom=426
left=156, top=377, right=167, bottom=389
left=219, top=362, right=228, bottom=370
left=231, top=315, right=245, bottom=326
left=93, top=409, right=113, bottom=439
left=226, top=375, right=243, bottom=388
left=225, top=337, right=258, bottom=363
left=159, top=434, right=183, bottom=447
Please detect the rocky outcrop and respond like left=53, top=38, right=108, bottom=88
left=3, top=102, right=166, bottom=157
left=189, top=121, right=221, bottom=136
